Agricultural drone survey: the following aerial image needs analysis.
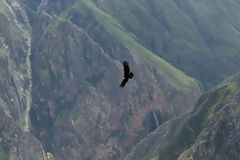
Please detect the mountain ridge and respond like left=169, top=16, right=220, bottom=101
left=127, top=72, right=240, bottom=160
left=92, top=0, right=240, bottom=89
left=0, top=0, right=240, bottom=159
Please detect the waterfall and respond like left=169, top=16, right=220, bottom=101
left=170, top=103, right=177, bottom=116
left=24, top=35, right=32, bottom=132
left=152, top=106, right=159, bottom=128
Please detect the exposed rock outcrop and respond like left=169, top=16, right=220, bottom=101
left=179, top=89, right=240, bottom=160
left=0, top=108, right=53, bottom=160
left=5, top=0, right=240, bottom=160
left=26, top=1, right=200, bottom=159
left=178, top=74, right=240, bottom=160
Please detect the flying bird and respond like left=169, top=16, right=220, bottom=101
left=120, top=61, right=133, bottom=87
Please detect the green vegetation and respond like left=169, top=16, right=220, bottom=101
left=0, top=48, right=6, bottom=59
left=127, top=73, right=239, bottom=160
left=16, top=110, right=27, bottom=128
left=20, top=1, right=240, bottom=159
left=90, top=0, right=240, bottom=89
left=29, top=115, right=37, bottom=134
left=141, top=153, right=154, bottom=160
left=86, top=73, right=104, bottom=88
left=39, top=69, right=50, bottom=85
left=19, top=63, right=28, bottom=78
left=10, top=27, right=25, bottom=43
left=0, top=147, right=9, bottom=160
left=181, top=148, right=193, bottom=159
left=81, top=80, right=94, bottom=89
left=0, top=68, right=5, bottom=76
left=19, top=0, right=41, bottom=12
left=152, top=157, right=158, bottom=160
left=158, top=73, right=240, bottom=160
left=0, top=0, right=8, bottom=14
left=60, top=0, right=199, bottom=93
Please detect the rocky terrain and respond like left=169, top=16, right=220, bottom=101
left=178, top=74, right=240, bottom=160
left=90, top=0, right=240, bottom=89
left=0, top=0, right=201, bottom=159
left=0, top=0, right=240, bottom=160
left=128, top=73, right=240, bottom=160
left=28, top=4, right=199, bottom=160
left=125, top=114, right=187, bottom=160
left=0, top=107, right=54, bottom=160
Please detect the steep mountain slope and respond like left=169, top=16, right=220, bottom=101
left=51, top=0, right=199, bottom=92
left=178, top=73, right=240, bottom=160
left=92, top=0, right=240, bottom=89
left=159, top=74, right=240, bottom=160
left=125, top=114, right=187, bottom=160
left=0, top=0, right=201, bottom=159
left=0, top=0, right=203, bottom=159
left=0, top=0, right=53, bottom=159
left=26, top=6, right=200, bottom=160
left=1, top=0, right=240, bottom=160
left=0, top=0, right=31, bottom=127
left=128, top=73, right=240, bottom=160
left=0, top=107, right=54, bottom=160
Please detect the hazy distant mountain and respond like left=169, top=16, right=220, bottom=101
left=0, top=0, right=240, bottom=160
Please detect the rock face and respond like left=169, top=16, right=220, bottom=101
left=179, top=89, right=240, bottom=160
left=0, top=0, right=201, bottom=159
left=126, top=73, right=240, bottom=160
left=1, top=0, right=240, bottom=160
left=0, top=0, right=52, bottom=159
left=92, top=0, right=240, bottom=90
left=0, top=108, right=52, bottom=160
left=0, top=0, right=30, bottom=125
left=28, top=11, right=199, bottom=160
left=125, top=115, right=187, bottom=160
left=194, top=97, right=240, bottom=160
left=177, top=74, right=240, bottom=160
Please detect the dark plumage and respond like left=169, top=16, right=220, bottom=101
left=120, top=61, right=133, bottom=87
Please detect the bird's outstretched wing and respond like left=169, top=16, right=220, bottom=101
left=123, top=61, right=130, bottom=77
left=120, top=78, right=128, bottom=87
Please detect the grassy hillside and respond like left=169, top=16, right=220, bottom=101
left=156, top=73, right=240, bottom=160
left=0, top=149, right=7, bottom=160
left=22, top=1, right=202, bottom=159
left=16, top=0, right=240, bottom=159
left=126, top=72, right=240, bottom=160
left=92, top=0, right=240, bottom=89
left=125, top=114, right=187, bottom=160
left=60, top=0, right=200, bottom=93
left=0, top=0, right=8, bottom=14
left=28, top=13, right=200, bottom=159
left=127, top=73, right=240, bottom=160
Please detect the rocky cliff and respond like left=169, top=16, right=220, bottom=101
left=128, top=73, right=240, bottom=160
left=178, top=74, right=240, bottom=160
left=1, top=0, right=240, bottom=160
left=27, top=4, right=200, bottom=160
left=0, top=0, right=53, bottom=159
left=0, top=0, right=201, bottom=159
left=0, top=107, right=54, bottom=160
